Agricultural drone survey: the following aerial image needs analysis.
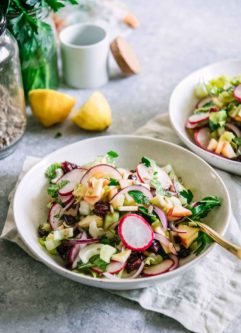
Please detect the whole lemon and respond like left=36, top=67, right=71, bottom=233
left=29, top=89, right=76, bottom=127
left=71, top=91, right=112, bottom=131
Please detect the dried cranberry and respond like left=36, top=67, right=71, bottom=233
left=174, top=235, right=182, bottom=244
left=126, top=252, right=145, bottom=273
left=128, top=173, right=137, bottom=181
left=93, top=201, right=110, bottom=217
left=61, top=161, right=79, bottom=173
left=38, top=226, right=49, bottom=238
left=62, top=214, right=77, bottom=225
left=57, top=244, right=69, bottom=260
left=148, top=240, right=161, bottom=253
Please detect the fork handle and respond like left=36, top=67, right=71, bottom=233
left=196, top=222, right=241, bottom=259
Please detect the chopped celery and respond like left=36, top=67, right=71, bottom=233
left=100, top=245, right=116, bottom=263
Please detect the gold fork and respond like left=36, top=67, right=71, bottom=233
left=193, top=221, right=241, bottom=259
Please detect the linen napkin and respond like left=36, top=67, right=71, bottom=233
left=1, top=114, right=241, bottom=333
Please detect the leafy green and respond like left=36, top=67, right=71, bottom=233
left=193, top=232, right=213, bottom=255
left=106, top=151, right=119, bottom=163
left=128, top=190, right=149, bottom=205
left=138, top=206, right=157, bottom=222
left=109, top=178, right=120, bottom=186
left=180, top=189, right=193, bottom=204
left=7, top=0, right=78, bottom=95
left=141, top=156, right=152, bottom=167
left=89, top=255, right=108, bottom=271
left=99, top=235, right=120, bottom=246
left=45, top=163, right=62, bottom=181
left=190, top=196, right=221, bottom=220
left=209, top=110, right=227, bottom=131
left=47, top=180, right=69, bottom=198
left=233, top=137, right=241, bottom=146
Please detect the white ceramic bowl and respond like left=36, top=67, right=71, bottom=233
left=169, top=59, right=241, bottom=175
left=13, top=136, right=231, bottom=290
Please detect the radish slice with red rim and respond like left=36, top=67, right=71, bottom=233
left=168, top=254, right=179, bottom=271
left=110, top=184, right=153, bottom=203
left=188, top=113, right=209, bottom=124
left=59, top=193, right=73, bottom=205
left=197, top=97, right=213, bottom=108
left=58, top=168, right=87, bottom=196
left=106, top=261, right=126, bottom=274
left=153, top=206, right=168, bottom=229
left=80, top=164, right=122, bottom=186
left=194, top=127, right=211, bottom=149
left=118, top=214, right=154, bottom=251
left=136, top=163, right=171, bottom=190
left=234, top=84, right=241, bottom=102
left=143, top=259, right=174, bottom=276
left=225, top=123, right=241, bottom=137
left=48, top=203, right=62, bottom=230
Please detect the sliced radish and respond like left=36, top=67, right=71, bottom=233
left=51, top=168, right=64, bottom=184
left=188, top=113, right=209, bottom=124
left=153, top=206, right=168, bottom=229
left=106, top=260, right=126, bottom=274
left=225, top=123, right=241, bottom=137
left=59, top=193, right=73, bottom=205
left=186, top=120, right=200, bottom=129
left=137, top=163, right=171, bottom=190
left=168, top=254, right=179, bottom=271
left=143, top=259, right=174, bottom=276
left=66, top=244, right=81, bottom=269
left=110, top=185, right=153, bottom=203
left=234, top=84, right=241, bottom=102
left=197, top=97, right=213, bottom=108
left=118, top=214, right=154, bottom=251
left=58, top=168, right=86, bottom=196
left=80, top=164, right=122, bottom=186
left=136, top=163, right=152, bottom=183
left=48, top=203, right=62, bottom=230
left=194, top=127, right=211, bottom=149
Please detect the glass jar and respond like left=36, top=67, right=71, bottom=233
left=8, top=7, right=59, bottom=96
left=0, top=13, right=26, bottom=159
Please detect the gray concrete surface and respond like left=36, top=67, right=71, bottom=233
left=1, top=0, right=241, bottom=332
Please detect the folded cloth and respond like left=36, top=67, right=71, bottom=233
left=1, top=114, right=241, bottom=333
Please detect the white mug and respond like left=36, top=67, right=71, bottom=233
left=60, top=23, right=109, bottom=89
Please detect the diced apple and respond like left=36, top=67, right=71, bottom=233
left=207, top=138, right=218, bottom=151
left=111, top=249, right=131, bottom=263
left=215, top=140, right=225, bottom=154
left=221, top=142, right=237, bottom=159
left=177, top=225, right=199, bottom=248
left=171, top=206, right=192, bottom=217
left=78, top=215, right=103, bottom=228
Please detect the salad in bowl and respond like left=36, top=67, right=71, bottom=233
left=186, top=75, right=241, bottom=161
left=38, top=151, right=221, bottom=280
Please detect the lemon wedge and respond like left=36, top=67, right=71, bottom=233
left=71, top=91, right=112, bottom=131
left=29, top=89, right=76, bottom=127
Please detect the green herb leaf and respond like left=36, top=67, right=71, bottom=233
left=109, top=178, right=120, bottom=186
left=45, top=163, right=62, bottom=181
left=106, top=150, right=119, bottom=164
left=128, top=190, right=149, bottom=205
left=180, top=189, right=193, bottom=204
left=233, top=137, right=241, bottom=146
left=193, top=232, right=213, bottom=255
left=138, top=206, right=157, bottom=222
left=141, top=156, right=152, bottom=167
left=99, top=236, right=120, bottom=247
left=47, top=180, right=69, bottom=198
left=89, top=255, right=108, bottom=271
left=190, top=196, right=221, bottom=220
